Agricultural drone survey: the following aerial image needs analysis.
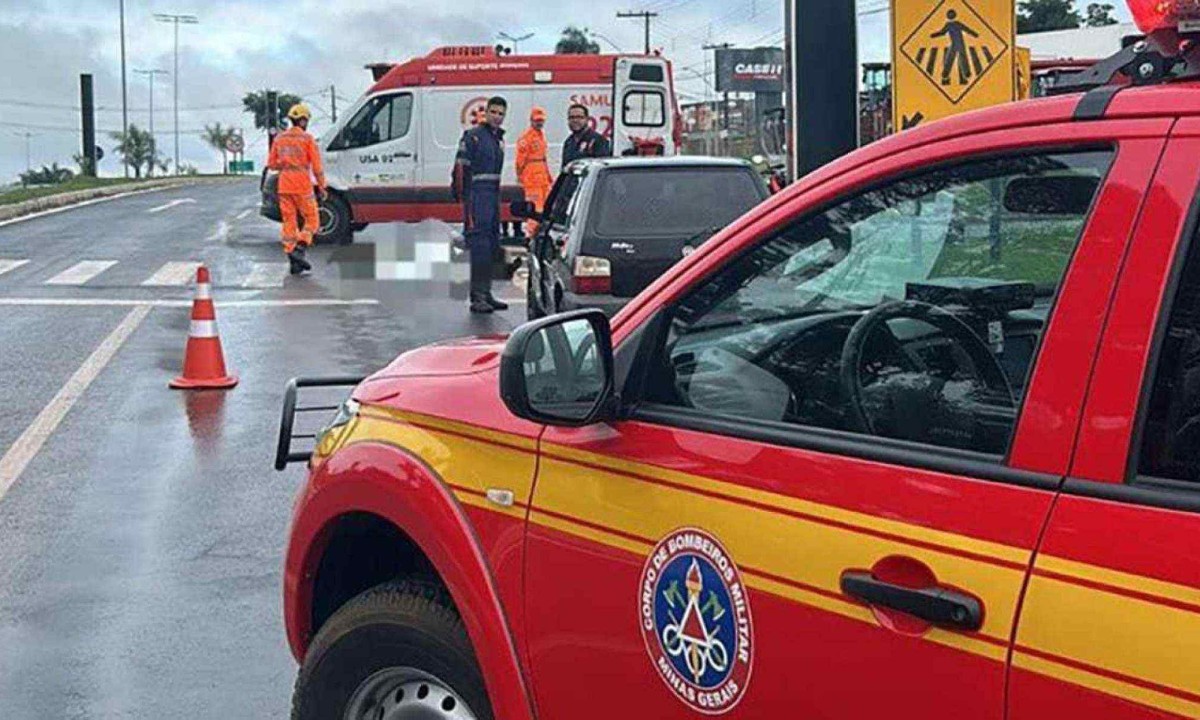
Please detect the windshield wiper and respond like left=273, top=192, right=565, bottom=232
left=683, top=225, right=724, bottom=245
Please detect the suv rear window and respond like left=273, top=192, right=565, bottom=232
left=588, top=167, right=764, bottom=241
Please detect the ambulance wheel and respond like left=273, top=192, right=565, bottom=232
left=316, top=194, right=353, bottom=246
left=291, top=580, right=492, bottom=720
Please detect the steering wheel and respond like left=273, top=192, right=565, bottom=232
left=839, top=300, right=1015, bottom=435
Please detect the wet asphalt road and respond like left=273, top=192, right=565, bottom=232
left=0, top=179, right=525, bottom=718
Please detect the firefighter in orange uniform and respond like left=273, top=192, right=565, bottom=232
left=515, top=106, right=553, bottom=237
left=268, top=103, right=328, bottom=275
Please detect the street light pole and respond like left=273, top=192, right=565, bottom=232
left=134, top=69, right=168, bottom=174
left=120, top=0, right=129, bottom=178
left=154, top=12, right=199, bottom=175
left=11, top=131, right=36, bottom=174
left=497, top=31, right=534, bottom=54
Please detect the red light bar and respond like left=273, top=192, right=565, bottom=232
left=1128, top=0, right=1200, bottom=34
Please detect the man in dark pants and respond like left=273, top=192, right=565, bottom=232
left=452, top=96, right=509, bottom=314
left=562, top=103, right=612, bottom=169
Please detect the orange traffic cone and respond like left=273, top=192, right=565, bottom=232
left=170, top=266, right=238, bottom=390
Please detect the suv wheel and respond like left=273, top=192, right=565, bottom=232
left=315, top=194, right=353, bottom=246
left=291, top=580, right=493, bottom=720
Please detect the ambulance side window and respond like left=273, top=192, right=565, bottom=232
left=331, top=94, right=411, bottom=150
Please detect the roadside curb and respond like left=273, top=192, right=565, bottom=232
left=0, top=176, right=248, bottom=226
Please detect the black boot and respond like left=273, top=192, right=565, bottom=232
left=485, top=293, right=509, bottom=311
left=469, top=292, right=494, bottom=314
left=468, top=242, right=493, bottom=314
left=287, top=252, right=304, bottom=275
left=294, top=245, right=312, bottom=272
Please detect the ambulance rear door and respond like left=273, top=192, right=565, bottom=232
left=611, top=56, right=673, bottom=157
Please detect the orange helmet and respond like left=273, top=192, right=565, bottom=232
left=530, top=106, right=547, bottom=121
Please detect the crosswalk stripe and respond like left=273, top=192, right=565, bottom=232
left=244, top=262, right=286, bottom=288
left=44, top=260, right=118, bottom=286
left=0, top=259, right=30, bottom=277
left=142, top=261, right=201, bottom=286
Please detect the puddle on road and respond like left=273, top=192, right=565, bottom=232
left=183, top=391, right=227, bottom=454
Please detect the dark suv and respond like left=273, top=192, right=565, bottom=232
left=518, top=157, right=768, bottom=320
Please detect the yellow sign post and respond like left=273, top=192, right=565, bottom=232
left=892, top=0, right=1016, bottom=131
left=1015, top=46, right=1032, bottom=100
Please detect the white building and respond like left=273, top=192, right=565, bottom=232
left=1018, top=22, right=1141, bottom=61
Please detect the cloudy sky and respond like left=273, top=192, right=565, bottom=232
left=0, top=0, right=1130, bottom=182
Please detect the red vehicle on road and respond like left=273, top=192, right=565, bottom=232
left=276, top=7, right=1200, bottom=719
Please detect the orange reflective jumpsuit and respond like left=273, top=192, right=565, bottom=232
left=516, top=126, right=553, bottom=236
left=268, top=126, right=327, bottom=254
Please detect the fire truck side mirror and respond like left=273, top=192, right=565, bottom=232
left=500, top=309, right=617, bottom=427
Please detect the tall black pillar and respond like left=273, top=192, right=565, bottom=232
left=786, top=0, right=858, bottom=180
left=80, top=74, right=96, bottom=177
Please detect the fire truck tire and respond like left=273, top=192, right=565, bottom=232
left=291, top=579, right=493, bottom=720
left=315, top=194, right=353, bottom=246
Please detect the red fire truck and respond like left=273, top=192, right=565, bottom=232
left=275, top=2, right=1200, bottom=718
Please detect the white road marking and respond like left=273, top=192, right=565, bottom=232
left=0, top=185, right=184, bottom=229
left=243, top=263, right=286, bottom=288
left=0, top=259, right=30, bottom=277
left=206, top=220, right=230, bottom=243
left=0, top=297, right=379, bottom=308
left=44, top=260, right=118, bottom=286
left=0, top=304, right=152, bottom=504
left=141, top=261, right=201, bottom=286
left=146, top=198, right=196, bottom=214
left=235, top=208, right=253, bottom=220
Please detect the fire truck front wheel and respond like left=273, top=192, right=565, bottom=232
left=315, top=193, right=354, bottom=246
left=291, top=579, right=493, bottom=720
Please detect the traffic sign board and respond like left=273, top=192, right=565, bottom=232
left=892, top=0, right=1015, bottom=131
left=225, top=134, right=245, bottom=154
left=228, top=160, right=255, bottom=173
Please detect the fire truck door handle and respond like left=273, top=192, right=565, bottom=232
left=839, top=571, right=983, bottom=632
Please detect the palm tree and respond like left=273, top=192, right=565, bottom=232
left=202, top=123, right=236, bottom=174
left=110, top=125, right=159, bottom=178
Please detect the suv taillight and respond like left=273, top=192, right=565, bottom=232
left=572, top=255, right=611, bottom=294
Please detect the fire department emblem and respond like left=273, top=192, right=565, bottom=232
left=639, top=528, right=753, bottom=714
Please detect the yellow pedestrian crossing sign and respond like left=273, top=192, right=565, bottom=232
left=892, top=0, right=1015, bottom=131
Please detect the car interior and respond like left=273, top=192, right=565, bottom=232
left=639, top=150, right=1113, bottom=456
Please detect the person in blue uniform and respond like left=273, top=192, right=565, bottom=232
left=452, top=96, right=510, bottom=314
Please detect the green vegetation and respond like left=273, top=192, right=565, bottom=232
left=0, top=177, right=148, bottom=206
left=930, top=222, right=1081, bottom=287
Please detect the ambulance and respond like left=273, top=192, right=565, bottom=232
left=264, top=45, right=681, bottom=244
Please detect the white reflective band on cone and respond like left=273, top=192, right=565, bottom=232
left=189, top=320, right=218, bottom=338
left=196, top=283, right=212, bottom=300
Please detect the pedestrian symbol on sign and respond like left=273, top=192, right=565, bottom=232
left=901, top=0, right=1009, bottom=104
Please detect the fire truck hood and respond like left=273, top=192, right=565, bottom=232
left=367, top=335, right=506, bottom=381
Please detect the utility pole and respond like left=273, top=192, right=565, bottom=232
left=497, top=31, right=534, bottom=55
left=119, top=0, right=129, bottom=178
left=704, top=42, right=733, bottom=156
left=81, top=74, right=97, bottom=178
left=330, top=84, right=337, bottom=123
left=134, top=68, right=169, bottom=174
left=154, top=12, right=199, bottom=175
left=617, top=10, right=658, bottom=54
